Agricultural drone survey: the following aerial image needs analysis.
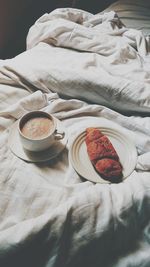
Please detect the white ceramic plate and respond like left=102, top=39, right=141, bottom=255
left=69, top=127, right=137, bottom=184
left=8, top=119, right=68, bottom=163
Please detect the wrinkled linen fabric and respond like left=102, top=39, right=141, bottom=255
left=0, top=86, right=150, bottom=267
left=0, top=7, right=150, bottom=267
left=0, top=9, right=149, bottom=113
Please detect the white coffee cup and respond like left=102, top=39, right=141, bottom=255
left=18, top=111, right=64, bottom=152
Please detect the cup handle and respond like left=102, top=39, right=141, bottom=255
left=54, top=129, right=65, bottom=140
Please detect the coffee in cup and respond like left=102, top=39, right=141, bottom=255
left=18, top=111, right=64, bottom=152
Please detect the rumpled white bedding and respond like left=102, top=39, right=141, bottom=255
left=0, top=8, right=150, bottom=267
left=0, top=9, right=150, bottom=114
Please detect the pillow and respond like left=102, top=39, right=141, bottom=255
left=103, top=0, right=150, bottom=36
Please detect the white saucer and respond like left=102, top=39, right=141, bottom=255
left=8, top=119, right=68, bottom=163
left=69, top=127, right=137, bottom=184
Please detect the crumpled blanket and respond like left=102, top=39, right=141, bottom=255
left=0, top=7, right=150, bottom=267
left=0, top=87, right=150, bottom=267
left=0, top=9, right=149, bottom=113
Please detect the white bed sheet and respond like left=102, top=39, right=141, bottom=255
left=0, top=8, right=150, bottom=114
left=0, top=87, right=150, bottom=267
left=0, top=7, right=150, bottom=267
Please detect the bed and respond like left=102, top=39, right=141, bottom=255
left=0, top=0, right=150, bottom=266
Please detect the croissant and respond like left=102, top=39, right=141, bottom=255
left=85, top=127, right=123, bottom=182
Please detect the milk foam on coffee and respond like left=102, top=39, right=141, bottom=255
left=21, top=116, right=54, bottom=140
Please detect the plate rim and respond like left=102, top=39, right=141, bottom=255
left=69, top=126, right=137, bottom=184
